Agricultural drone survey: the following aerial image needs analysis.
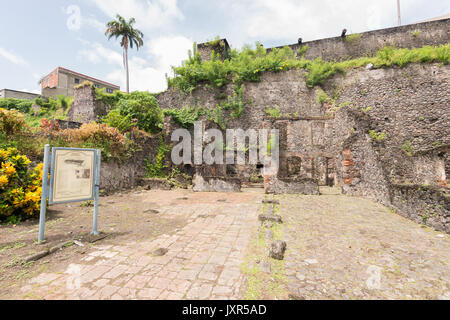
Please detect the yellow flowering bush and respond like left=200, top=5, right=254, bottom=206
left=0, top=148, right=43, bottom=222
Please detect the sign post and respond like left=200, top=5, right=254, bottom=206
left=38, top=144, right=51, bottom=243
left=92, top=149, right=101, bottom=236
left=38, top=146, right=101, bottom=243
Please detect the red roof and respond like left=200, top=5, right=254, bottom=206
left=43, top=67, right=120, bottom=89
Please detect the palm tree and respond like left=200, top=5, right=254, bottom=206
left=105, top=15, right=144, bottom=93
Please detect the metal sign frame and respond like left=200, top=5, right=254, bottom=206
left=38, top=145, right=101, bottom=243
left=48, top=147, right=97, bottom=205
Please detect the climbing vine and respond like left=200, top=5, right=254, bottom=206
left=145, top=136, right=170, bottom=178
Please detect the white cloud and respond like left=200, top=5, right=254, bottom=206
left=77, top=35, right=193, bottom=92
left=0, top=47, right=28, bottom=66
left=84, top=16, right=106, bottom=33
left=91, top=0, right=184, bottom=30
left=79, top=42, right=123, bottom=66
left=228, top=0, right=424, bottom=42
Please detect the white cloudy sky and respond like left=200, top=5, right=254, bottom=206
left=0, top=0, right=448, bottom=94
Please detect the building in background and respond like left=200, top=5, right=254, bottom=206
left=0, top=88, right=39, bottom=100
left=40, top=67, right=120, bottom=98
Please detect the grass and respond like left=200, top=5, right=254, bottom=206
left=0, top=242, right=27, bottom=254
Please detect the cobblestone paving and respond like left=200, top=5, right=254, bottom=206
left=17, top=190, right=262, bottom=300
left=281, top=188, right=450, bottom=300
left=12, top=187, right=450, bottom=300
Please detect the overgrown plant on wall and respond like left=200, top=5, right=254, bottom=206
left=167, top=43, right=449, bottom=92
left=145, top=136, right=170, bottom=178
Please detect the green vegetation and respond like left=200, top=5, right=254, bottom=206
left=317, top=89, right=333, bottom=105
left=369, top=130, right=386, bottom=142
left=145, top=136, right=170, bottom=178
left=99, top=90, right=163, bottom=133
left=163, top=106, right=204, bottom=128
left=0, top=98, right=33, bottom=114
left=162, top=85, right=245, bottom=130
left=168, top=43, right=449, bottom=92
left=345, top=33, right=362, bottom=43
left=265, top=106, right=281, bottom=118
left=412, top=30, right=420, bottom=38
left=433, top=141, right=441, bottom=148
left=335, top=101, right=352, bottom=111
left=400, top=140, right=414, bottom=156
left=296, top=45, right=309, bottom=57
left=361, top=106, right=372, bottom=113
left=0, top=95, right=73, bottom=128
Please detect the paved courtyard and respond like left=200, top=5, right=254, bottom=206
left=1, top=187, right=449, bottom=300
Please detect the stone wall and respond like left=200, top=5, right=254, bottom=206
left=192, top=175, right=241, bottom=192
left=73, top=18, right=449, bottom=231
left=268, top=18, right=449, bottom=61
left=156, top=62, right=449, bottom=231
left=391, top=184, right=449, bottom=233
left=100, top=134, right=160, bottom=193
left=68, top=84, right=110, bottom=123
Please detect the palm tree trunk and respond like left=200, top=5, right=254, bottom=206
left=124, top=46, right=130, bottom=93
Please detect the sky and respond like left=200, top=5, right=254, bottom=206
left=0, top=0, right=448, bottom=94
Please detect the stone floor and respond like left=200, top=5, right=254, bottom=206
left=11, top=187, right=450, bottom=300
left=281, top=188, right=450, bottom=300
left=17, top=190, right=262, bottom=300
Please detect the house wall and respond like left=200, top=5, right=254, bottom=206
left=0, top=89, right=39, bottom=100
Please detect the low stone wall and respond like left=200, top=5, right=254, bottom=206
left=192, top=175, right=241, bottom=192
left=265, top=177, right=319, bottom=195
left=99, top=135, right=160, bottom=193
left=54, top=119, right=82, bottom=130
left=391, top=184, right=449, bottom=233
left=100, top=161, right=138, bottom=193
left=138, top=178, right=172, bottom=190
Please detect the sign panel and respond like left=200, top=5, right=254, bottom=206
left=49, top=148, right=96, bottom=204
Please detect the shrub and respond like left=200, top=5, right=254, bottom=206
left=0, top=108, right=30, bottom=136
left=102, top=91, right=163, bottom=133
left=34, top=96, right=58, bottom=112
left=168, top=43, right=449, bottom=93
left=56, top=95, right=74, bottom=111
left=0, top=148, right=43, bottom=222
left=0, top=98, right=33, bottom=114
left=163, top=106, right=205, bottom=129
left=54, top=123, right=134, bottom=162
left=102, top=109, right=135, bottom=133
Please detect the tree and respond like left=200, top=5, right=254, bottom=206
left=105, top=15, right=144, bottom=93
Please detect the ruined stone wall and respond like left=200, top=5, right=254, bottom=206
left=390, top=184, right=449, bottom=233
left=72, top=18, right=449, bottom=230
left=156, top=62, right=449, bottom=230
left=68, top=85, right=110, bottom=123
left=268, top=18, right=449, bottom=61
left=100, top=134, right=160, bottom=193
